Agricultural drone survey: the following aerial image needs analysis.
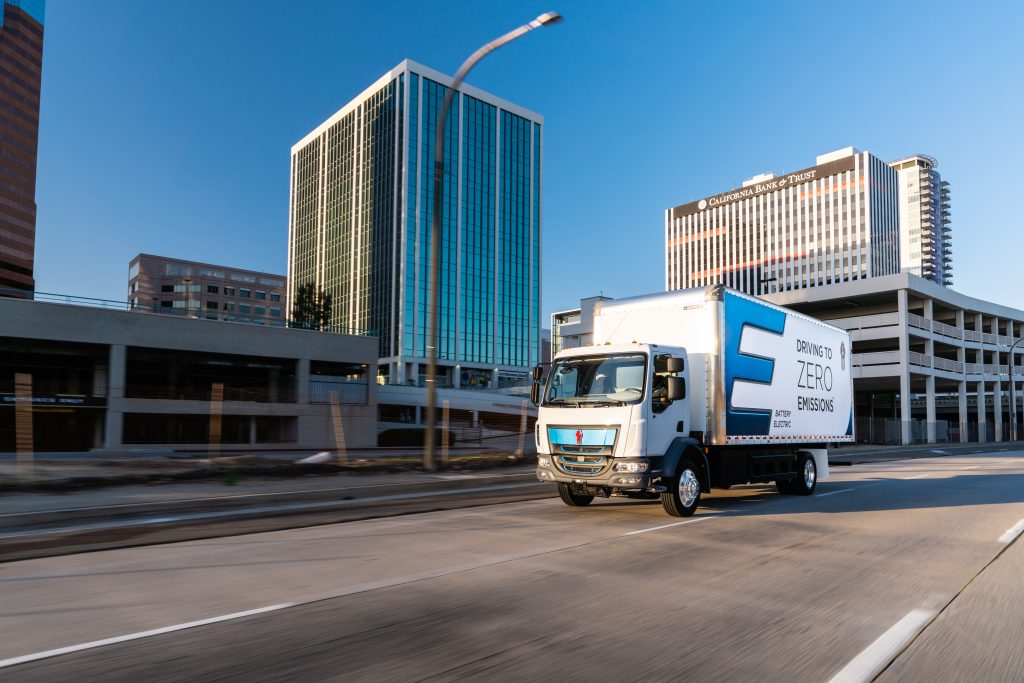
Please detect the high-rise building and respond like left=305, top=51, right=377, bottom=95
left=128, top=254, right=287, bottom=325
left=665, top=147, right=902, bottom=295
left=0, top=0, right=44, bottom=295
left=289, top=59, right=543, bottom=388
left=890, top=155, right=952, bottom=286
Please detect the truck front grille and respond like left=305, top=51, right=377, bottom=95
left=557, top=454, right=608, bottom=476
left=558, top=445, right=605, bottom=455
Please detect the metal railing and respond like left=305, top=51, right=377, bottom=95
left=932, top=357, right=963, bottom=373
left=907, top=313, right=930, bottom=330
left=931, top=320, right=962, bottom=339
left=852, top=351, right=900, bottom=367
left=0, top=289, right=375, bottom=337
left=826, top=312, right=898, bottom=331
left=908, top=351, right=933, bottom=368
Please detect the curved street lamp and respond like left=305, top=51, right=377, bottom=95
left=423, top=12, right=562, bottom=471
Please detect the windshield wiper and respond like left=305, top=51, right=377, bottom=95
left=578, top=399, right=625, bottom=407
left=543, top=398, right=580, bottom=407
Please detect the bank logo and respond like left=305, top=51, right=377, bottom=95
left=698, top=199, right=707, bottom=210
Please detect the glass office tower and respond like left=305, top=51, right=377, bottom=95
left=0, top=0, right=44, bottom=295
left=289, top=60, right=543, bottom=388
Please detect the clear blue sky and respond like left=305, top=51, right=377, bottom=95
left=35, top=0, right=1024, bottom=317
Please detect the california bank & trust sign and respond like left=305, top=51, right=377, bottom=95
left=672, top=155, right=858, bottom=219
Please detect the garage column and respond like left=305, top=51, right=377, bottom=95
left=923, top=299, right=935, bottom=443
left=993, top=317, right=1004, bottom=441
left=926, top=375, right=936, bottom=443
left=296, top=358, right=310, bottom=404
left=976, top=313, right=986, bottom=442
left=956, top=310, right=967, bottom=442
left=103, top=344, right=126, bottom=450
left=897, top=289, right=911, bottom=445
left=958, top=380, right=968, bottom=443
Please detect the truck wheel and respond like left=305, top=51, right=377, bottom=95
left=788, top=453, right=817, bottom=495
left=558, top=482, right=594, bottom=507
left=661, top=459, right=701, bottom=517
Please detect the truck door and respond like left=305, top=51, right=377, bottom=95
left=647, top=351, right=690, bottom=456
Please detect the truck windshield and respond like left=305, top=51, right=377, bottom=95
left=543, top=353, right=646, bottom=407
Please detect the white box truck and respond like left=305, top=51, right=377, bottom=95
left=533, top=285, right=854, bottom=516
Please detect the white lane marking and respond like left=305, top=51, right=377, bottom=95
left=817, top=488, right=854, bottom=498
left=903, top=474, right=929, bottom=480
left=998, top=518, right=1024, bottom=544
left=828, top=608, right=936, bottom=683
left=960, top=465, right=981, bottom=470
left=930, top=449, right=947, bottom=454
left=625, top=515, right=719, bottom=536
left=0, top=603, right=295, bottom=669
left=0, top=512, right=723, bottom=664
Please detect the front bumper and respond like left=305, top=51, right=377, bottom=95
left=536, top=456, right=653, bottom=489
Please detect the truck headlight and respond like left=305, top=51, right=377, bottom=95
left=614, top=461, right=649, bottom=473
left=538, top=456, right=552, bottom=468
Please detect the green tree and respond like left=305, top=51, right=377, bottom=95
left=289, top=282, right=333, bottom=331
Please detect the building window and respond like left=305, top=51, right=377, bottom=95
left=207, top=285, right=219, bottom=294
left=240, top=289, right=251, bottom=298
left=224, top=287, right=236, bottom=296
left=223, top=302, right=235, bottom=312
left=270, top=293, right=281, bottom=302
left=161, top=284, right=174, bottom=293
left=160, top=300, right=173, bottom=308
left=255, top=306, right=266, bottom=316
left=255, top=291, right=266, bottom=301
left=270, top=308, right=281, bottom=317
left=207, top=301, right=218, bottom=310
left=240, top=304, right=251, bottom=314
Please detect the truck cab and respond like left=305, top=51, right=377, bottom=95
left=535, top=343, right=696, bottom=509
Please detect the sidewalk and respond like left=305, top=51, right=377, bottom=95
left=4, top=440, right=1021, bottom=493
left=0, top=444, right=535, bottom=493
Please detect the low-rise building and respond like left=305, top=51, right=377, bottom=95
left=0, top=297, right=376, bottom=452
left=128, top=254, right=288, bottom=326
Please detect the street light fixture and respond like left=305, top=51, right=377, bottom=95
left=423, top=11, right=562, bottom=471
left=1009, top=337, right=1024, bottom=441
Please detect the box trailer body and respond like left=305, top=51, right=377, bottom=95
left=535, top=285, right=853, bottom=516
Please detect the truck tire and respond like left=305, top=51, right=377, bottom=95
left=661, top=458, right=701, bottom=517
left=788, top=453, right=817, bottom=495
left=558, top=482, right=594, bottom=507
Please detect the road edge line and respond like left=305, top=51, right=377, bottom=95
left=827, top=608, right=935, bottom=683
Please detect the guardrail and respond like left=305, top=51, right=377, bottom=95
left=0, top=289, right=375, bottom=337
left=851, top=351, right=900, bottom=367
left=826, top=312, right=899, bottom=331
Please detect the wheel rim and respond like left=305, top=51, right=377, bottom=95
left=679, top=468, right=700, bottom=507
left=804, top=458, right=816, bottom=488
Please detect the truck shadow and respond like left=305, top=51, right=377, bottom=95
left=581, top=471, right=1024, bottom=516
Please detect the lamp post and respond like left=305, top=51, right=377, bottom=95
left=423, top=11, right=562, bottom=471
left=1010, top=337, right=1024, bottom=441
left=758, top=276, right=777, bottom=296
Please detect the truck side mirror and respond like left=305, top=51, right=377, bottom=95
left=531, top=381, right=542, bottom=405
left=532, top=365, right=544, bottom=381
left=665, top=357, right=685, bottom=373
left=666, top=376, right=685, bottom=401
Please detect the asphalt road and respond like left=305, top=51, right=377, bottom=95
left=1, top=450, right=1023, bottom=681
